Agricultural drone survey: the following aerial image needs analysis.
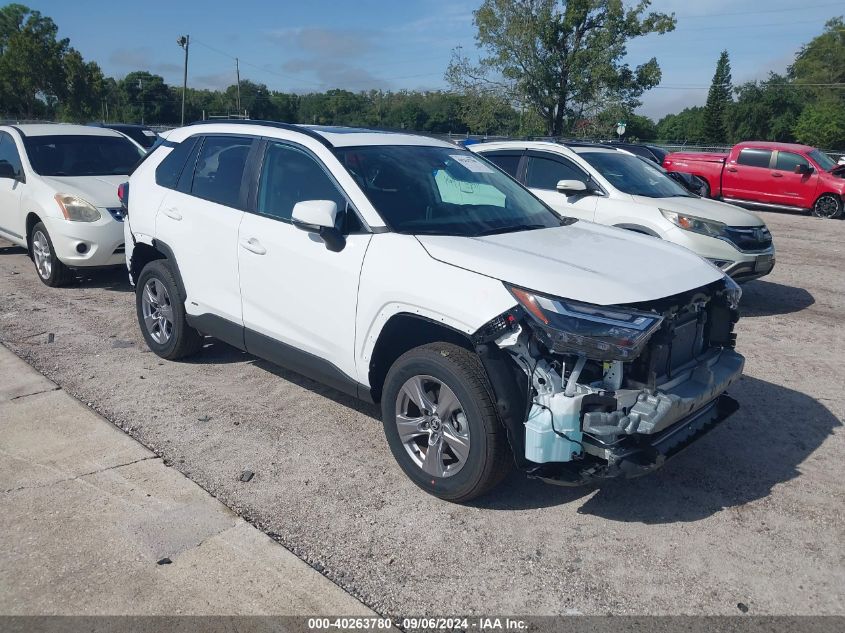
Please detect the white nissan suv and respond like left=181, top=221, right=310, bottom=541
left=123, top=121, right=745, bottom=502
left=0, top=124, right=145, bottom=285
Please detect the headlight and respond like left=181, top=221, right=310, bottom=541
left=507, top=285, right=664, bottom=361
left=55, top=194, right=101, bottom=222
left=660, top=209, right=725, bottom=238
left=724, top=275, right=742, bottom=310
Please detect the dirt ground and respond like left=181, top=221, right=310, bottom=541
left=0, top=209, right=842, bottom=617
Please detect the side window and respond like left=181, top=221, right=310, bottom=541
left=483, top=152, right=521, bottom=178
left=737, top=148, right=773, bottom=168
left=526, top=156, right=587, bottom=190
left=190, top=136, right=252, bottom=208
left=0, top=133, right=23, bottom=177
left=257, top=142, right=347, bottom=222
left=154, top=136, right=198, bottom=189
left=775, top=151, right=809, bottom=172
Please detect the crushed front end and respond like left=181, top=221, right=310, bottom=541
left=473, top=277, right=744, bottom=485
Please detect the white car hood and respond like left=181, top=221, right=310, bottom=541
left=417, top=221, right=724, bottom=305
left=42, top=175, right=125, bottom=208
left=635, top=195, right=764, bottom=227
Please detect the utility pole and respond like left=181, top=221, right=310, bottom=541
left=177, top=35, right=190, bottom=126
left=235, top=57, right=241, bottom=116
left=138, top=78, right=144, bottom=125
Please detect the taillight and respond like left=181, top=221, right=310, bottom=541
left=117, top=182, right=129, bottom=210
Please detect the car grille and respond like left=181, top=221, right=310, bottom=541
left=107, top=207, right=126, bottom=222
left=723, top=226, right=772, bottom=252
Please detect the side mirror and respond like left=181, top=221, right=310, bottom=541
left=0, top=161, right=18, bottom=180
left=556, top=179, right=588, bottom=194
left=794, top=164, right=813, bottom=175
left=291, top=200, right=345, bottom=252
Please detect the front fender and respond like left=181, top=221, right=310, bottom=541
left=355, top=233, right=515, bottom=386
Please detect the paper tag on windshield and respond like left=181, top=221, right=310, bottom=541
left=142, top=130, right=156, bottom=137
left=450, top=154, right=494, bottom=173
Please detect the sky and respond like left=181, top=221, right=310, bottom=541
left=28, top=0, right=844, bottom=121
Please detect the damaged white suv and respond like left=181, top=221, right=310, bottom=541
left=123, top=121, right=744, bottom=502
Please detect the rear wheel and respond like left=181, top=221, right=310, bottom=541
left=30, top=222, right=72, bottom=287
left=812, top=194, right=842, bottom=219
left=136, top=259, right=203, bottom=360
left=381, top=343, right=511, bottom=502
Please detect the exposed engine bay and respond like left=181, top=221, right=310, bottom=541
left=474, top=277, right=744, bottom=485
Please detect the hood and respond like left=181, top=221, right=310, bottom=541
left=41, top=175, right=124, bottom=208
left=633, top=195, right=764, bottom=227
left=417, top=222, right=724, bottom=306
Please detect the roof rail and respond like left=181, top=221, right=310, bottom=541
left=187, top=119, right=333, bottom=148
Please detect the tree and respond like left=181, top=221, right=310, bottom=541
left=0, top=3, right=68, bottom=118
left=656, top=107, right=705, bottom=143
left=727, top=73, right=806, bottom=143
left=793, top=99, right=845, bottom=148
left=702, top=50, right=732, bottom=143
left=446, top=0, right=675, bottom=136
left=789, top=17, right=845, bottom=101
left=59, top=48, right=105, bottom=121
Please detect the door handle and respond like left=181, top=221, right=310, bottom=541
left=239, top=237, right=266, bottom=255
left=726, top=167, right=738, bottom=173
left=162, top=207, right=182, bottom=221
left=771, top=172, right=783, bottom=178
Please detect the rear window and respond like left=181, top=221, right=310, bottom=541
left=23, top=134, right=145, bottom=176
left=483, top=153, right=521, bottom=177
left=155, top=137, right=199, bottom=189
left=189, top=136, right=252, bottom=208
left=737, top=148, right=773, bottom=168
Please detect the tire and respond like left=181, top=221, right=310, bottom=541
left=812, top=193, right=843, bottom=219
left=698, top=180, right=711, bottom=199
left=30, top=222, right=72, bottom=287
left=381, top=342, right=511, bottom=502
left=136, top=259, right=203, bottom=360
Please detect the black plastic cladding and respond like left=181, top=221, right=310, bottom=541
left=187, top=120, right=334, bottom=149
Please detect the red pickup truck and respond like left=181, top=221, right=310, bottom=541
left=663, top=141, right=845, bottom=219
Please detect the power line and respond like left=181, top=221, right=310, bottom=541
left=673, top=2, right=844, bottom=19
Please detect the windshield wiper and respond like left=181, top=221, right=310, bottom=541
left=472, top=224, right=548, bottom=237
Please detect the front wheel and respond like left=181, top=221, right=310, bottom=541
left=30, top=222, right=72, bottom=287
left=812, top=194, right=843, bottom=219
left=381, top=343, right=511, bottom=502
left=136, top=259, right=203, bottom=360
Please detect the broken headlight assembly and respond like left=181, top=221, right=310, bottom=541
left=660, top=209, right=726, bottom=238
left=507, top=285, right=663, bottom=362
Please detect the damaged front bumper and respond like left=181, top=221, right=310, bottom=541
left=474, top=278, right=746, bottom=487
left=536, top=393, right=739, bottom=486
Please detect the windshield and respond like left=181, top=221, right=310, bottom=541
left=24, top=135, right=145, bottom=176
left=808, top=149, right=837, bottom=171
left=335, top=145, right=564, bottom=236
left=580, top=151, right=693, bottom=198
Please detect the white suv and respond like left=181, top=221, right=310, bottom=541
left=0, top=124, right=145, bottom=285
left=471, top=141, right=776, bottom=282
left=124, top=121, right=745, bottom=502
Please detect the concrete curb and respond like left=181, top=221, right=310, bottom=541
left=0, top=343, right=376, bottom=616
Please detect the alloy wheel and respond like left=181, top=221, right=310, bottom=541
left=32, top=230, right=52, bottom=280
left=813, top=195, right=841, bottom=219
left=395, top=375, right=471, bottom=478
left=141, top=278, right=174, bottom=344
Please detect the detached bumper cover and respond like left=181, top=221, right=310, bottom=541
left=537, top=393, right=740, bottom=486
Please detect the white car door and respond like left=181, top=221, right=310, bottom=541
left=237, top=140, right=371, bottom=385
left=0, top=131, right=26, bottom=244
left=154, top=135, right=251, bottom=324
left=524, top=151, right=599, bottom=221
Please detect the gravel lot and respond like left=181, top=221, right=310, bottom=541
left=0, top=209, right=843, bottom=617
